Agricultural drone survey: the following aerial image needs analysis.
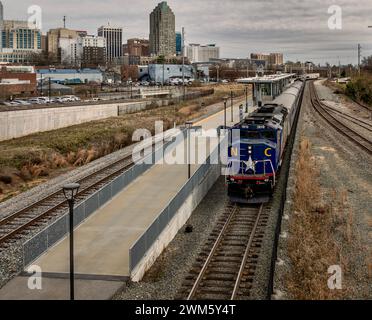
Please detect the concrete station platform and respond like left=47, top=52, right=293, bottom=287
left=0, top=98, right=247, bottom=300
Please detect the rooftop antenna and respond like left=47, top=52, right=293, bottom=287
left=63, top=16, right=66, bottom=28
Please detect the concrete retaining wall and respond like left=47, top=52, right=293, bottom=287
left=0, top=101, right=151, bottom=142
left=130, top=162, right=221, bottom=282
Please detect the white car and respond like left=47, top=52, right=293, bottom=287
left=28, top=98, right=44, bottom=104
left=13, top=99, right=31, bottom=106
left=64, top=95, right=80, bottom=102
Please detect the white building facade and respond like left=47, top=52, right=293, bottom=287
left=186, top=44, right=220, bottom=63
left=97, top=25, right=123, bottom=62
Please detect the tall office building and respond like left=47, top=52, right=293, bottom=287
left=47, top=28, right=80, bottom=57
left=0, top=1, right=3, bottom=52
left=1, top=20, right=41, bottom=50
left=125, top=38, right=149, bottom=57
left=250, top=53, right=283, bottom=66
left=176, top=32, right=182, bottom=56
left=149, top=1, right=176, bottom=56
left=81, top=35, right=106, bottom=67
left=269, top=53, right=284, bottom=66
left=186, top=44, right=220, bottom=63
left=98, top=25, right=123, bottom=62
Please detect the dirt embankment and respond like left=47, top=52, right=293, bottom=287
left=285, top=139, right=357, bottom=299
left=283, top=81, right=371, bottom=299
left=0, top=85, right=246, bottom=203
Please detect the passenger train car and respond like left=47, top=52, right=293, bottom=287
left=226, top=80, right=305, bottom=203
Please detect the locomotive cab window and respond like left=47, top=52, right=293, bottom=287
left=240, top=131, right=261, bottom=139
left=261, top=131, right=276, bottom=140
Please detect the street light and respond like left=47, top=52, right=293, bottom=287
left=245, top=86, right=249, bottom=113
left=185, top=121, right=193, bottom=179
left=223, top=97, right=228, bottom=128
left=62, top=183, right=80, bottom=301
left=230, top=91, right=234, bottom=122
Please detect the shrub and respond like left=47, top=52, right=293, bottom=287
left=0, top=175, right=12, bottom=184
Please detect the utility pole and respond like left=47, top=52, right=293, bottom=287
left=358, top=44, right=361, bottom=76
left=48, top=77, right=51, bottom=100
left=40, top=73, right=43, bottom=96
left=338, top=60, right=341, bottom=78
left=182, top=27, right=186, bottom=100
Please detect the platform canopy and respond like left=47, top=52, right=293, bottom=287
left=237, top=73, right=297, bottom=102
left=237, top=73, right=296, bottom=84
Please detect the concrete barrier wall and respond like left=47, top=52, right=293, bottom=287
left=0, top=101, right=151, bottom=141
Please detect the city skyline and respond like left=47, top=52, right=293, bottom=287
left=0, top=0, right=372, bottom=65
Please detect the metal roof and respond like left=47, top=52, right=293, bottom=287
left=237, top=73, right=296, bottom=84
left=37, top=68, right=101, bottom=74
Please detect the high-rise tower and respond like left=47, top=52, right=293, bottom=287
left=149, top=2, right=176, bottom=56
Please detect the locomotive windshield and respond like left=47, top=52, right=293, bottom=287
left=239, top=130, right=276, bottom=141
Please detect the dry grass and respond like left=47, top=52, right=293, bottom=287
left=0, top=88, right=242, bottom=202
left=286, top=139, right=353, bottom=299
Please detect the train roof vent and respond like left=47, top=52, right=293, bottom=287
left=257, top=107, right=275, bottom=114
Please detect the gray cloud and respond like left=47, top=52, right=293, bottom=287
left=2, top=0, right=372, bottom=64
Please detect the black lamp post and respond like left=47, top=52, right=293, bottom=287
left=245, top=85, right=249, bottom=113
left=62, top=183, right=80, bottom=301
left=185, top=121, right=193, bottom=179
left=230, top=90, right=234, bottom=122
left=223, top=97, right=228, bottom=128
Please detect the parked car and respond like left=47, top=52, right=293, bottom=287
left=28, top=98, right=44, bottom=104
left=1, top=101, right=18, bottom=106
left=13, top=99, right=31, bottom=106
left=61, top=95, right=79, bottom=102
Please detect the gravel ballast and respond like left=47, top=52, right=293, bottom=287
left=275, top=80, right=371, bottom=299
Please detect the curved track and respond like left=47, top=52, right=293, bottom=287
left=178, top=203, right=267, bottom=300
left=322, top=104, right=372, bottom=132
left=309, top=82, right=372, bottom=155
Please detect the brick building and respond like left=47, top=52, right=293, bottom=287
left=121, top=65, right=139, bottom=82
left=0, top=66, right=37, bottom=97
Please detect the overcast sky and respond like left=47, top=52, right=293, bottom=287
left=2, top=0, right=372, bottom=65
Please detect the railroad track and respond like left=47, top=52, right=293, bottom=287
left=309, top=82, right=372, bottom=155
left=322, top=103, right=372, bottom=133
left=0, top=132, right=176, bottom=248
left=177, top=203, right=268, bottom=300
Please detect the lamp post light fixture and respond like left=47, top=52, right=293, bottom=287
left=62, top=183, right=80, bottom=301
left=223, top=97, right=228, bottom=128
left=230, top=91, right=234, bottom=123
left=185, top=121, right=193, bottom=179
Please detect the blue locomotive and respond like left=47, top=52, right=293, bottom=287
left=226, top=80, right=305, bottom=203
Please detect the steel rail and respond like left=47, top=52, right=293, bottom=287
left=187, top=204, right=239, bottom=300
left=231, top=203, right=264, bottom=300
left=309, top=82, right=372, bottom=155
